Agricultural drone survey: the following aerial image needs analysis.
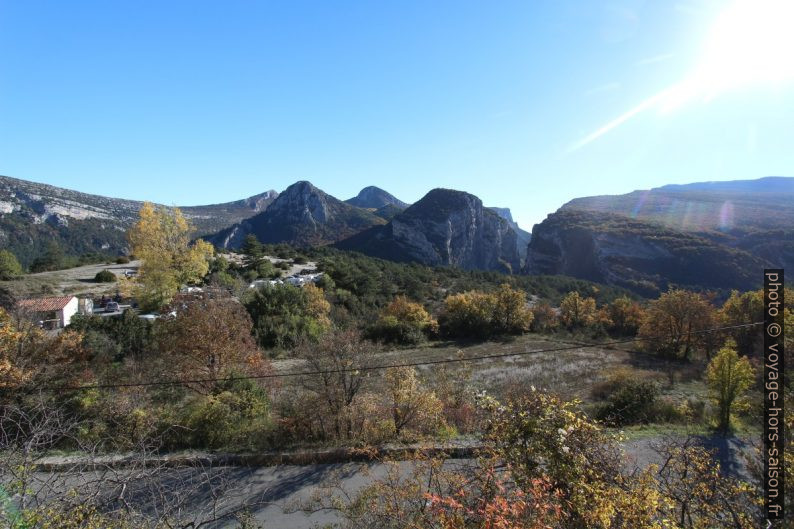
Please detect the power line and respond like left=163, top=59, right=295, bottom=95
left=34, top=321, right=763, bottom=393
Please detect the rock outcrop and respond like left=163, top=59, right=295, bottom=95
left=337, top=188, right=520, bottom=273
left=345, top=186, right=409, bottom=210
left=488, top=207, right=531, bottom=263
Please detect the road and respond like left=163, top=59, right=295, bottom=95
left=19, top=435, right=756, bottom=529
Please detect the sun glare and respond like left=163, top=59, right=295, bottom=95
left=571, top=0, right=794, bottom=150
left=660, top=0, right=794, bottom=112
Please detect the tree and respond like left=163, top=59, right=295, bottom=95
left=490, top=284, right=533, bottom=334
left=244, top=283, right=331, bottom=350
left=384, top=366, right=443, bottom=437
left=638, top=288, right=718, bottom=361
left=530, top=302, right=559, bottom=332
left=0, top=249, right=23, bottom=279
left=241, top=234, right=264, bottom=260
left=603, top=295, right=645, bottom=336
left=29, top=241, right=65, bottom=273
left=440, top=284, right=531, bottom=339
left=370, top=296, right=439, bottom=345
left=705, top=339, right=755, bottom=431
left=157, top=298, right=269, bottom=392
left=298, top=329, right=376, bottom=439
left=559, top=291, right=598, bottom=329
left=720, top=289, right=763, bottom=356
left=127, top=202, right=214, bottom=310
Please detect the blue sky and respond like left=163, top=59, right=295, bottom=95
left=1, top=0, right=792, bottom=229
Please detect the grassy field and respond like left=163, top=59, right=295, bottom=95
left=0, top=260, right=140, bottom=298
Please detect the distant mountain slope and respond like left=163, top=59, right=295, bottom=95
left=488, top=207, right=531, bottom=262
left=210, top=181, right=386, bottom=248
left=0, top=174, right=276, bottom=266
left=526, top=176, right=794, bottom=295
left=564, top=176, right=794, bottom=232
left=345, top=186, right=409, bottom=209
left=337, top=188, right=521, bottom=273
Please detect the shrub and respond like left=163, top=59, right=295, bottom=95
left=368, top=296, right=438, bottom=345
left=596, top=379, right=659, bottom=426
left=94, top=269, right=117, bottom=283
left=115, top=256, right=130, bottom=264
left=0, top=249, right=23, bottom=279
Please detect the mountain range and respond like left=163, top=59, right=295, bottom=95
left=0, top=173, right=790, bottom=295
left=0, top=175, right=277, bottom=267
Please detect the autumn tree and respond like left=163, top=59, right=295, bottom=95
left=440, top=284, right=532, bottom=339
left=603, top=295, right=645, bottom=336
left=370, top=296, right=439, bottom=345
left=384, top=366, right=443, bottom=437
left=706, top=339, right=755, bottom=431
left=530, top=301, right=559, bottom=332
left=127, top=202, right=214, bottom=310
left=297, top=329, right=376, bottom=440
left=638, top=288, right=718, bottom=361
left=156, top=298, right=270, bottom=393
left=559, top=291, right=598, bottom=329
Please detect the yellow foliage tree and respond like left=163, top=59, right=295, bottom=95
left=639, top=288, right=718, bottom=361
left=303, top=283, right=332, bottom=331
left=384, top=366, right=444, bottom=437
left=559, top=291, right=598, bottom=329
left=127, top=202, right=214, bottom=310
left=441, top=284, right=531, bottom=338
left=706, top=339, right=755, bottom=431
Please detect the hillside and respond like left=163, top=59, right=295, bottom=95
left=526, top=176, right=794, bottom=295
left=337, top=188, right=521, bottom=273
left=0, top=175, right=277, bottom=266
left=210, top=181, right=386, bottom=248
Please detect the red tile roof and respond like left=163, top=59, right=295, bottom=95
left=17, top=296, right=76, bottom=312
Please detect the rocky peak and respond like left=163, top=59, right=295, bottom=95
left=346, top=186, right=409, bottom=209
left=337, top=188, right=521, bottom=273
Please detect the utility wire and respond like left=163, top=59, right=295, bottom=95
left=33, top=321, right=764, bottom=393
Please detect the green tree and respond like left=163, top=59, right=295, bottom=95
left=705, top=339, right=755, bottom=431
left=241, top=234, right=264, bottom=260
left=29, top=241, right=65, bottom=273
left=0, top=250, right=23, bottom=279
left=244, top=284, right=331, bottom=350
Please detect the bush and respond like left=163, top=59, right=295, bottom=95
left=596, top=379, right=659, bottom=426
left=0, top=249, right=23, bottom=279
left=176, top=378, right=272, bottom=450
left=115, top=256, right=130, bottom=264
left=94, top=269, right=117, bottom=283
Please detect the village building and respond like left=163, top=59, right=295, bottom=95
left=17, top=296, right=79, bottom=329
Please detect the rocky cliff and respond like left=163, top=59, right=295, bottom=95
left=210, top=181, right=385, bottom=248
left=524, top=208, right=771, bottom=296
left=0, top=174, right=277, bottom=266
left=337, top=188, right=520, bottom=273
left=488, top=207, right=531, bottom=263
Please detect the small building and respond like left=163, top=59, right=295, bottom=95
left=78, top=297, right=94, bottom=315
left=17, top=296, right=79, bottom=329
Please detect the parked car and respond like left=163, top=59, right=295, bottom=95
left=105, top=301, right=120, bottom=312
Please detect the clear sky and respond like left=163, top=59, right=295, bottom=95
left=1, top=0, right=792, bottom=229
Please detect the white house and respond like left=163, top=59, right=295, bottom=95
left=17, top=296, right=79, bottom=329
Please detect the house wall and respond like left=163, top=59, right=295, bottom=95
left=59, top=297, right=79, bottom=327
